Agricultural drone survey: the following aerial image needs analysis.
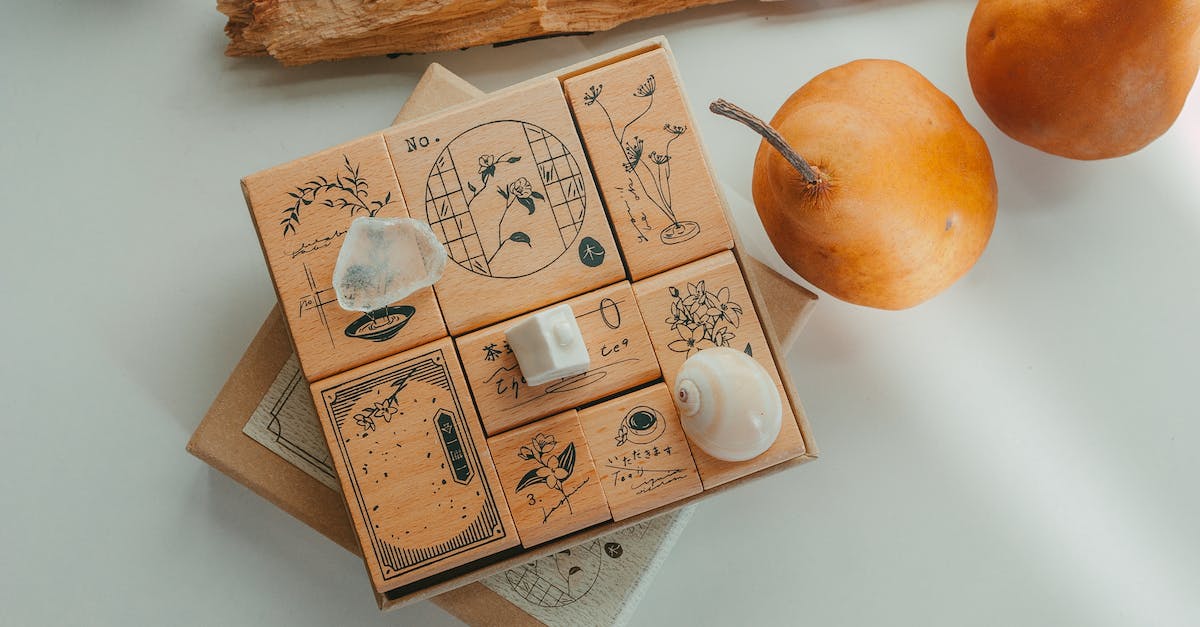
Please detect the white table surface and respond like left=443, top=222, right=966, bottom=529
left=3, top=1, right=1198, bottom=625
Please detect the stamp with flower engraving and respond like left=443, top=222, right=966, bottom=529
left=488, top=410, right=611, bottom=547
left=384, top=77, right=624, bottom=335
left=308, top=336, right=520, bottom=592
left=564, top=48, right=732, bottom=280
left=632, top=250, right=806, bottom=488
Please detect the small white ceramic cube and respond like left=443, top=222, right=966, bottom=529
left=504, top=304, right=590, bottom=386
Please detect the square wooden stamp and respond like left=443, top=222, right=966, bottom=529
left=310, top=336, right=520, bottom=593
left=577, top=383, right=702, bottom=521
left=383, top=77, right=625, bottom=335
left=632, top=251, right=806, bottom=488
left=564, top=48, right=732, bottom=280
left=456, top=280, right=661, bottom=436
left=488, top=411, right=611, bottom=547
left=243, top=134, right=447, bottom=381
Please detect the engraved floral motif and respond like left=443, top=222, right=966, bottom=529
left=665, top=281, right=742, bottom=357
left=349, top=376, right=409, bottom=435
left=474, top=151, right=520, bottom=187
left=515, top=432, right=589, bottom=522
left=583, top=74, right=698, bottom=244
left=634, top=75, right=656, bottom=98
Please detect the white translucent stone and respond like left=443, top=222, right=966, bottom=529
left=333, top=217, right=446, bottom=312
left=505, top=304, right=590, bottom=386
left=672, top=347, right=782, bottom=461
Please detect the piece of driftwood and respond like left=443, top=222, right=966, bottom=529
left=218, top=0, right=732, bottom=66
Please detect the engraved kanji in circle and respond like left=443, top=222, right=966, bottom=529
left=424, top=120, right=588, bottom=279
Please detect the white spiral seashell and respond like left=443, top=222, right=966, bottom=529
left=672, top=347, right=783, bottom=462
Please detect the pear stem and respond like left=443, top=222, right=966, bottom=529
left=709, top=98, right=820, bottom=186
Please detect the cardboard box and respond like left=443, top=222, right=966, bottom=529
left=189, top=42, right=819, bottom=616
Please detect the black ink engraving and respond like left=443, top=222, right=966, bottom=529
left=343, top=305, right=416, bottom=342
left=664, top=281, right=743, bottom=356
left=516, top=433, right=589, bottom=523
left=603, top=542, right=623, bottom=559
left=297, top=262, right=337, bottom=347
left=582, top=77, right=700, bottom=245
left=578, top=236, right=605, bottom=267
left=480, top=298, right=638, bottom=410
left=281, top=155, right=397, bottom=236
left=424, top=121, right=587, bottom=279
left=598, top=297, right=621, bottom=329
left=318, top=348, right=508, bottom=581
left=504, top=540, right=605, bottom=607
left=614, top=405, right=665, bottom=446
left=290, top=228, right=346, bottom=259
left=623, top=198, right=652, bottom=243
left=436, top=409, right=474, bottom=485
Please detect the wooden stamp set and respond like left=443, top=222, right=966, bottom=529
left=240, top=39, right=816, bottom=606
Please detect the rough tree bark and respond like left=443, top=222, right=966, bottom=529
left=218, top=0, right=734, bottom=66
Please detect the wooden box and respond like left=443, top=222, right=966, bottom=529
left=229, top=37, right=819, bottom=611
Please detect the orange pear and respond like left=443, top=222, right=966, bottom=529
left=967, top=0, right=1200, bottom=159
left=712, top=60, right=997, bottom=310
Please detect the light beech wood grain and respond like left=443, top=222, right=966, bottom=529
left=633, top=251, right=806, bottom=488
left=242, top=135, right=446, bottom=381
left=456, top=281, right=660, bottom=436
left=564, top=48, right=733, bottom=280
left=577, top=383, right=703, bottom=521
left=488, top=411, right=612, bottom=547
left=384, top=78, right=624, bottom=335
left=309, top=337, right=520, bottom=593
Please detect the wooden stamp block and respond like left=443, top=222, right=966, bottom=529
left=632, top=251, right=805, bottom=488
left=243, top=134, right=447, bottom=381
left=456, top=281, right=661, bottom=436
left=383, top=78, right=624, bottom=335
left=576, top=383, right=702, bottom=521
left=310, top=336, right=520, bottom=593
left=563, top=48, right=732, bottom=280
left=487, top=411, right=611, bottom=547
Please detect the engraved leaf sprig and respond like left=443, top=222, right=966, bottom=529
left=279, top=155, right=396, bottom=236
left=490, top=176, right=543, bottom=264
left=352, top=398, right=397, bottom=436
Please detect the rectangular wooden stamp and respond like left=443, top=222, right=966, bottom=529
left=577, top=383, right=702, bottom=521
left=383, top=77, right=625, bottom=335
left=456, top=281, right=661, bottom=436
left=310, top=336, right=520, bottom=593
left=563, top=48, right=732, bottom=280
left=243, top=134, right=447, bottom=381
left=632, top=251, right=806, bottom=488
left=487, top=410, right=611, bottom=547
